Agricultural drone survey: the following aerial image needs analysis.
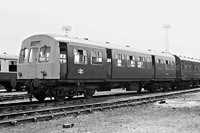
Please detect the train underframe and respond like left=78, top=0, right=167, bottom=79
left=18, top=79, right=200, bottom=102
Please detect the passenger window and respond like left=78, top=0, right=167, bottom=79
left=184, top=62, right=188, bottom=72
left=39, top=46, right=51, bottom=62
left=194, top=63, right=198, bottom=72
left=127, top=55, right=135, bottom=67
left=74, top=49, right=87, bottom=64
left=198, top=64, right=200, bottom=72
left=19, top=48, right=29, bottom=64
left=29, top=48, right=39, bottom=63
left=137, top=56, right=145, bottom=68
left=165, top=60, right=170, bottom=70
left=115, top=54, right=125, bottom=67
left=157, top=59, right=164, bottom=64
left=146, top=57, right=152, bottom=69
left=171, top=61, right=175, bottom=70
left=91, top=51, right=103, bottom=65
left=188, top=62, right=192, bottom=72
left=157, top=59, right=164, bottom=69
left=9, top=61, right=17, bottom=72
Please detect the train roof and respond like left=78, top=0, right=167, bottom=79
left=175, top=55, right=200, bottom=63
left=0, top=53, right=18, bottom=60
left=25, top=34, right=175, bottom=59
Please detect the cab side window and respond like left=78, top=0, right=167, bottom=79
left=19, top=48, right=29, bottom=64
left=74, top=49, right=87, bottom=64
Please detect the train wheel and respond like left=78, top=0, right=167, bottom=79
left=137, top=87, right=142, bottom=93
left=4, top=84, right=13, bottom=92
left=67, top=96, right=73, bottom=99
left=34, top=94, right=46, bottom=102
left=54, top=95, right=66, bottom=102
left=33, top=89, right=46, bottom=102
left=144, top=83, right=155, bottom=92
left=84, top=89, right=95, bottom=99
left=67, top=91, right=77, bottom=99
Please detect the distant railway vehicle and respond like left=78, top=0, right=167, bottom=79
left=17, top=34, right=200, bottom=102
left=0, top=53, right=18, bottom=92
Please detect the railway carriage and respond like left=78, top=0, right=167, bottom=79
left=0, top=53, right=18, bottom=92
left=174, top=55, right=200, bottom=88
left=142, top=52, right=176, bottom=92
left=17, top=34, right=200, bottom=102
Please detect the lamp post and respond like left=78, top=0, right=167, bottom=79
left=163, top=24, right=171, bottom=53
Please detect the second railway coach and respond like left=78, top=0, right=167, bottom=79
left=0, top=53, right=18, bottom=92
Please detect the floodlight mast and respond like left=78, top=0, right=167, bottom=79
left=62, top=26, right=72, bottom=36
left=163, top=24, right=171, bottom=53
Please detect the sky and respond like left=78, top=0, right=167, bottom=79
left=0, top=0, right=200, bottom=58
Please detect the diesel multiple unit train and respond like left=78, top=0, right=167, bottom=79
left=17, top=34, right=200, bottom=101
left=0, top=53, right=18, bottom=92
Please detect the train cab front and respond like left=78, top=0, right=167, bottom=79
left=17, top=34, right=61, bottom=101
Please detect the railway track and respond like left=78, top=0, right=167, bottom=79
left=0, top=88, right=200, bottom=127
left=0, top=93, right=28, bottom=102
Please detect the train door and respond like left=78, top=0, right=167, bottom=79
left=151, top=55, right=156, bottom=79
left=106, top=49, right=112, bottom=79
left=59, top=42, right=67, bottom=79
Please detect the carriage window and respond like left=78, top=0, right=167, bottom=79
left=115, top=54, right=125, bottom=67
left=198, top=64, right=200, bottom=72
left=9, top=61, right=17, bottom=72
left=157, top=59, right=164, bottom=64
left=171, top=61, right=175, bottom=70
left=39, top=46, right=51, bottom=62
left=137, top=56, right=145, bottom=68
left=157, top=59, right=164, bottom=69
left=29, top=48, right=39, bottom=63
left=194, top=63, right=198, bottom=72
left=19, top=48, right=29, bottom=63
left=91, top=51, right=103, bottom=65
left=165, top=60, right=170, bottom=70
left=184, top=62, right=188, bottom=72
left=188, top=62, right=192, bottom=72
left=146, top=57, right=152, bottom=69
left=127, top=55, right=135, bottom=67
left=74, top=49, right=87, bottom=64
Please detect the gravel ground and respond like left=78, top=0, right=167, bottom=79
left=1, top=91, right=200, bottom=133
